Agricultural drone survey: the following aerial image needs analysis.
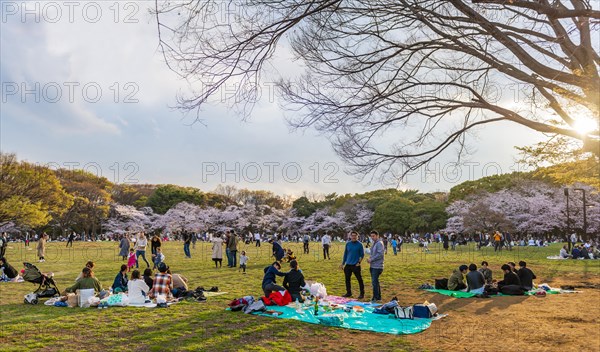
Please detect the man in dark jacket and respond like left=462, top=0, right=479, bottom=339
left=466, top=263, right=485, bottom=293
left=517, top=261, right=537, bottom=290
left=262, top=262, right=286, bottom=296
left=283, top=260, right=306, bottom=302
left=0, top=257, right=18, bottom=281
left=227, top=231, right=238, bottom=267
left=271, top=239, right=285, bottom=262
left=498, top=264, right=521, bottom=289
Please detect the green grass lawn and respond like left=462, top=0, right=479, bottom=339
left=1, top=240, right=598, bottom=351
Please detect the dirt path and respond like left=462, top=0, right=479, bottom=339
left=403, top=276, right=600, bottom=352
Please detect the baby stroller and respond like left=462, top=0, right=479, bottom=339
left=22, top=262, right=60, bottom=304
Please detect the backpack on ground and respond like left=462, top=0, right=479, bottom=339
left=500, top=285, right=525, bottom=295
left=435, top=278, right=448, bottom=290
left=394, top=306, right=414, bottom=319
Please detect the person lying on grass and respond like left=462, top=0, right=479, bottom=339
left=64, top=267, right=103, bottom=294
left=448, top=265, right=468, bottom=291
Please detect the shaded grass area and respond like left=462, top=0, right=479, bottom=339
left=0, top=240, right=597, bottom=351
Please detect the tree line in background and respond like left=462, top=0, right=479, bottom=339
left=0, top=152, right=598, bottom=239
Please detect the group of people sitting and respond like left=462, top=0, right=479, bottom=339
left=262, top=259, right=306, bottom=303
left=560, top=244, right=599, bottom=259
left=447, top=260, right=537, bottom=295
left=62, top=260, right=190, bottom=304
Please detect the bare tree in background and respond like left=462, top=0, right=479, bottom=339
left=154, top=0, right=600, bottom=182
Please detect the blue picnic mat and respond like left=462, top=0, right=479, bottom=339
left=255, top=305, right=432, bottom=335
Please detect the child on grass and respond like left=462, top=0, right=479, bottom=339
left=152, top=247, right=165, bottom=270
left=239, top=251, right=249, bottom=274
left=127, top=248, right=137, bottom=272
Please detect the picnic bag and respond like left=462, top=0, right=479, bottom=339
left=500, top=285, right=525, bottom=296
left=394, top=306, right=413, bottom=319
left=412, top=304, right=432, bottom=318
left=435, top=278, right=448, bottom=290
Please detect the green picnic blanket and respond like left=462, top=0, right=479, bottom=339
left=425, top=289, right=561, bottom=298
left=255, top=305, right=432, bottom=335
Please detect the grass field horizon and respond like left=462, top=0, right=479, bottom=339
left=1, top=240, right=599, bottom=351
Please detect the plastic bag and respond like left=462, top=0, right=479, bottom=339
left=88, top=296, right=100, bottom=307
left=309, top=283, right=327, bottom=298
left=79, top=288, right=95, bottom=308
left=156, top=294, right=167, bottom=304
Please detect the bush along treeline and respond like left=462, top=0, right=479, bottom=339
left=0, top=153, right=598, bottom=239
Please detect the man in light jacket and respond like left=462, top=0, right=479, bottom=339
left=367, top=230, right=384, bottom=303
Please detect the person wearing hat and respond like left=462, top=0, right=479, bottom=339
left=149, top=263, right=173, bottom=301
left=448, top=264, right=468, bottom=291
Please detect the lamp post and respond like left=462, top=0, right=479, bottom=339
left=564, top=188, right=572, bottom=251
left=573, top=188, right=588, bottom=240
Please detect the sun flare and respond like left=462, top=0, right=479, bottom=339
left=573, top=118, right=599, bottom=135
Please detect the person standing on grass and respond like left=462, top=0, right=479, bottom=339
left=340, top=231, right=365, bottom=299
left=239, top=251, right=249, bottom=274
left=150, top=235, right=161, bottom=256
left=211, top=233, right=224, bottom=268
left=322, top=232, right=331, bottom=260
left=135, top=232, right=150, bottom=268
left=493, top=231, right=503, bottom=252
left=255, top=232, right=261, bottom=247
left=224, top=231, right=232, bottom=267
left=569, top=233, right=577, bottom=253
left=391, top=237, right=398, bottom=256
left=37, top=233, right=48, bottom=263
left=442, top=233, right=449, bottom=252
left=228, top=231, right=239, bottom=267
left=119, top=234, right=130, bottom=261
left=303, top=233, right=310, bottom=254
left=66, top=231, right=75, bottom=247
left=183, top=231, right=192, bottom=259
left=270, top=238, right=285, bottom=262
left=367, top=230, right=384, bottom=303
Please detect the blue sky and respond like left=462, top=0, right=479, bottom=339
left=0, top=1, right=547, bottom=197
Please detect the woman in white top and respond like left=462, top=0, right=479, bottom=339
left=211, top=234, right=224, bottom=268
left=127, top=269, right=150, bottom=305
left=135, top=232, right=150, bottom=268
